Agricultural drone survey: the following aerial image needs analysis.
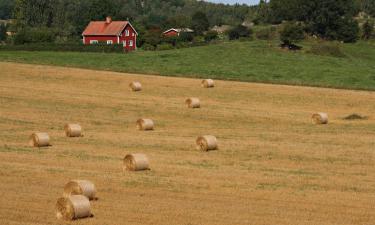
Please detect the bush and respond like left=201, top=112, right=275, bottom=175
left=136, top=36, right=145, bottom=48
left=306, top=17, right=359, bottom=43
left=193, top=35, right=205, bottom=43
left=162, top=36, right=179, bottom=46
left=13, top=28, right=56, bottom=45
left=256, top=27, right=276, bottom=40
left=280, top=22, right=304, bottom=46
left=176, top=42, right=189, bottom=49
left=143, top=29, right=162, bottom=47
left=192, top=11, right=209, bottom=35
left=142, top=43, right=156, bottom=51
left=308, top=42, right=346, bottom=58
left=0, top=23, right=7, bottom=42
left=239, top=37, right=253, bottom=42
left=336, top=18, right=359, bottom=43
left=228, top=30, right=239, bottom=40
left=0, top=43, right=125, bottom=53
left=228, top=25, right=252, bottom=40
left=179, top=32, right=194, bottom=42
left=13, top=30, right=28, bottom=45
left=204, top=30, right=218, bottom=42
left=156, top=43, right=174, bottom=51
left=362, top=20, right=374, bottom=40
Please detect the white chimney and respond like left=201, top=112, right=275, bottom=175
left=106, top=16, right=112, bottom=24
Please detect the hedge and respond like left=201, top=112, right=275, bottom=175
left=0, top=43, right=125, bottom=53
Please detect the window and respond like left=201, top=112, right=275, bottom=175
left=129, top=40, right=133, bottom=47
left=90, top=40, right=98, bottom=44
left=132, top=33, right=134, bottom=37
left=125, top=30, right=129, bottom=36
left=123, top=40, right=127, bottom=47
left=107, top=40, right=113, bottom=45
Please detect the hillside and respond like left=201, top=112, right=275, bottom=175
left=0, top=40, right=375, bottom=90
left=1, top=62, right=375, bottom=224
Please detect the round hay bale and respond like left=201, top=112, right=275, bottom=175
left=311, top=113, right=328, bottom=124
left=136, top=119, right=154, bottom=131
left=29, top=132, right=50, bottom=147
left=185, top=97, right=200, bottom=108
left=63, top=180, right=96, bottom=200
left=201, top=79, right=215, bottom=88
left=123, top=153, right=149, bottom=171
left=196, top=135, right=218, bottom=151
left=129, top=81, right=142, bottom=92
left=64, top=124, right=82, bottom=137
left=56, top=195, right=91, bottom=220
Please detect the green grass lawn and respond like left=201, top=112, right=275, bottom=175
left=1, top=40, right=375, bottom=90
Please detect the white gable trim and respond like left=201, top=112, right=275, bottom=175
left=163, top=28, right=194, bottom=34
left=117, top=22, right=138, bottom=36
left=127, top=22, right=138, bottom=35
left=163, top=28, right=178, bottom=34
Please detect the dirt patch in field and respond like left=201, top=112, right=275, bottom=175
left=343, top=113, right=368, bottom=120
left=1, top=62, right=375, bottom=225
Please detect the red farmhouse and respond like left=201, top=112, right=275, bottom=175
left=82, top=17, right=138, bottom=51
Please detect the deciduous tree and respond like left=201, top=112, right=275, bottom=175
left=191, top=11, right=209, bottom=35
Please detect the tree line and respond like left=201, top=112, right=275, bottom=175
left=0, top=0, right=374, bottom=47
left=0, top=0, right=253, bottom=40
left=253, top=0, right=375, bottom=43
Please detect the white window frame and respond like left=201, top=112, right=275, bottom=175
left=129, top=40, right=133, bottom=47
left=125, top=30, right=129, bottom=36
left=132, top=33, right=134, bottom=37
left=90, top=40, right=98, bottom=44
left=123, top=40, right=127, bottom=47
left=107, top=40, right=113, bottom=45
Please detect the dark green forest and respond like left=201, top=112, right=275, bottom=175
left=1, top=0, right=254, bottom=35
left=0, top=0, right=374, bottom=47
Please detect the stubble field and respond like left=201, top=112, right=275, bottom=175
left=0, top=62, right=374, bottom=225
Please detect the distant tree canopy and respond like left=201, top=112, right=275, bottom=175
left=268, top=0, right=300, bottom=24
left=3, top=0, right=252, bottom=35
left=302, top=0, right=359, bottom=42
left=264, top=0, right=360, bottom=42
left=358, top=0, right=375, bottom=17
left=0, top=23, right=7, bottom=41
left=191, top=11, right=209, bottom=35
left=1, top=0, right=371, bottom=45
left=0, top=0, right=14, bottom=20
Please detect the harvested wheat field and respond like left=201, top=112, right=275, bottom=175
left=1, top=62, right=375, bottom=225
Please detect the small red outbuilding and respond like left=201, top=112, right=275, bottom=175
left=82, top=17, right=138, bottom=51
left=163, top=28, right=194, bottom=37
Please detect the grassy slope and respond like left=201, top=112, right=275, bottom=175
left=0, top=40, right=374, bottom=90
